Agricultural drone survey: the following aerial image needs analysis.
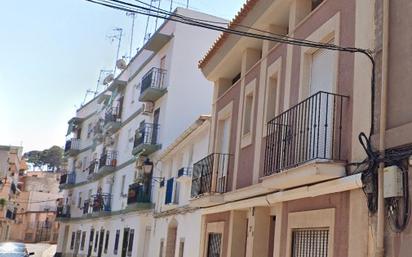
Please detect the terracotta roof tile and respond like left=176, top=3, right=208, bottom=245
left=198, top=0, right=260, bottom=69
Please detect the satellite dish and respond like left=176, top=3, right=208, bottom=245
left=116, top=59, right=127, bottom=70
left=103, top=74, right=114, bottom=85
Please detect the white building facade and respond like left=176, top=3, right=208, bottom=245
left=56, top=8, right=224, bottom=257
left=148, top=116, right=210, bottom=257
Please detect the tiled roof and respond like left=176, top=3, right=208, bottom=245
left=198, top=0, right=260, bottom=68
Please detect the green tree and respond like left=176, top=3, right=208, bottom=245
left=25, top=146, right=63, bottom=172
left=24, top=150, right=44, bottom=170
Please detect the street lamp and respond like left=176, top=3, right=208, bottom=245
left=142, top=158, right=154, bottom=174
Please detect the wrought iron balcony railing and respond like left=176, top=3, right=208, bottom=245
left=99, top=151, right=118, bottom=170
left=56, top=205, right=71, bottom=218
left=104, top=106, right=121, bottom=125
left=83, top=193, right=112, bottom=214
left=67, top=172, right=76, bottom=185
left=88, top=159, right=98, bottom=175
left=127, top=183, right=151, bottom=205
left=134, top=123, right=160, bottom=147
left=263, top=91, right=348, bottom=176
left=141, top=68, right=167, bottom=93
left=64, top=138, right=80, bottom=152
left=191, top=153, right=232, bottom=198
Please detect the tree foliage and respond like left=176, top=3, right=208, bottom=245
left=24, top=145, right=64, bottom=172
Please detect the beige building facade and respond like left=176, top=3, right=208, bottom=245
left=196, top=0, right=375, bottom=257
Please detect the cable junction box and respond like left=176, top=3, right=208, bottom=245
left=383, top=165, right=404, bottom=198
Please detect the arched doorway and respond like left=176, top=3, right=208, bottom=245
left=165, top=219, right=178, bottom=257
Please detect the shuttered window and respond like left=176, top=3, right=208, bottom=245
left=291, top=228, right=329, bottom=257
left=165, top=178, right=174, bottom=204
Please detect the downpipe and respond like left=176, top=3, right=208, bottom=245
left=376, top=0, right=389, bottom=256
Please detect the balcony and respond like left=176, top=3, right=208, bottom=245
left=139, top=67, right=167, bottom=102
left=126, top=183, right=152, bottom=210
left=262, top=91, right=348, bottom=190
left=59, top=172, right=76, bottom=189
left=104, top=107, right=122, bottom=134
left=88, top=159, right=98, bottom=176
left=176, top=167, right=192, bottom=182
left=56, top=205, right=71, bottom=219
left=83, top=193, right=112, bottom=215
left=98, top=151, right=117, bottom=174
left=132, top=123, right=161, bottom=156
left=190, top=153, right=231, bottom=206
left=64, top=138, right=80, bottom=156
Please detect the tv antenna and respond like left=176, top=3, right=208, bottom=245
left=95, top=69, right=113, bottom=94
left=81, top=89, right=98, bottom=106
left=107, top=28, right=123, bottom=74
left=126, top=12, right=137, bottom=58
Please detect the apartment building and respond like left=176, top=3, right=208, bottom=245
left=0, top=145, right=26, bottom=241
left=148, top=116, right=210, bottom=257
left=55, top=8, right=224, bottom=257
left=371, top=1, right=412, bottom=256
left=8, top=171, right=61, bottom=243
left=195, top=1, right=374, bottom=257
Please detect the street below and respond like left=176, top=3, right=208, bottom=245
left=25, top=243, right=56, bottom=257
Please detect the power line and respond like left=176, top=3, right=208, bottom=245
left=85, top=0, right=376, bottom=137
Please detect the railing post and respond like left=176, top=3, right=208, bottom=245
left=210, top=154, right=218, bottom=193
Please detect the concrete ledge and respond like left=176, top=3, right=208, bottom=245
left=261, top=160, right=346, bottom=190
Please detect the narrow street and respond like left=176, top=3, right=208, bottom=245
left=25, top=243, right=56, bottom=257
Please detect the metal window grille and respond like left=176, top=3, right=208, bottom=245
left=207, top=233, right=222, bottom=257
left=291, top=228, right=329, bottom=257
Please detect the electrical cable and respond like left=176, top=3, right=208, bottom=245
left=85, top=0, right=377, bottom=138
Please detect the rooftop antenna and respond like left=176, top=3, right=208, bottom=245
left=107, top=28, right=123, bottom=74
left=170, top=0, right=173, bottom=12
left=95, top=69, right=113, bottom=94
left=154, top=0, right=162, bottom=30
left=81, top=89, right=97, bottom=106
left=144, top=0, right=155, bottom=43
left=126, top=12, right=137, bottom=58
left=186, top=0, right=189, bottom=8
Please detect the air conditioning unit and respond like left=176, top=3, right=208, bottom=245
left=142, top=102, right=154, bottom=115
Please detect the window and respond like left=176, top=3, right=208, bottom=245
left=207, top=233, right=222, bottom=257
left=127, top=229, right=135, bottom=256
left=88, top=229, right=94, bottom=257
left=159, top=240, right=164, bottom=257
left=291, top=228, right=329, bottom=257
left=121, top=175, right=126, bottom=196
left=114, top=229, right=120, bottom=254
left=311, top=0, right=324, bottom=10
left=70, top=232, right=76, bottom=250
left=243, top=92, right=254, bottom=135
left=80, top=231, right=86, bottom=250
left=266, top=74, right=279, bottom=123
left=178, top=239, right=185, bottom=257
left=77, top=192, right=82, bottom=209
left=104, top=230, right=110, bottom=254
left=94, top=231, right=99, bottom=252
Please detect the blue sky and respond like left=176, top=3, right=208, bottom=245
left=0, top=0, right=245, bottom=152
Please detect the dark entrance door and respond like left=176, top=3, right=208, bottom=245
left=87, top=228, right=94, bottom=257
left=121, top=228, right=130, bottom=257
left=97, top=229, right=105, bottom=257
left=207, top=233, right=222, bottom=257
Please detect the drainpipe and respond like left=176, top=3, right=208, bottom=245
left=376, top=0, right=389, bottom=256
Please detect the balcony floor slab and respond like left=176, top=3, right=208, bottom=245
left=261, top=160, right=346, bottom=191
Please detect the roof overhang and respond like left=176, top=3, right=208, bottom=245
left=143, top=33, right=173, bottom=52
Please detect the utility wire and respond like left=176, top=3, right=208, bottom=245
left=86, top=0, right=376, bottom=137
